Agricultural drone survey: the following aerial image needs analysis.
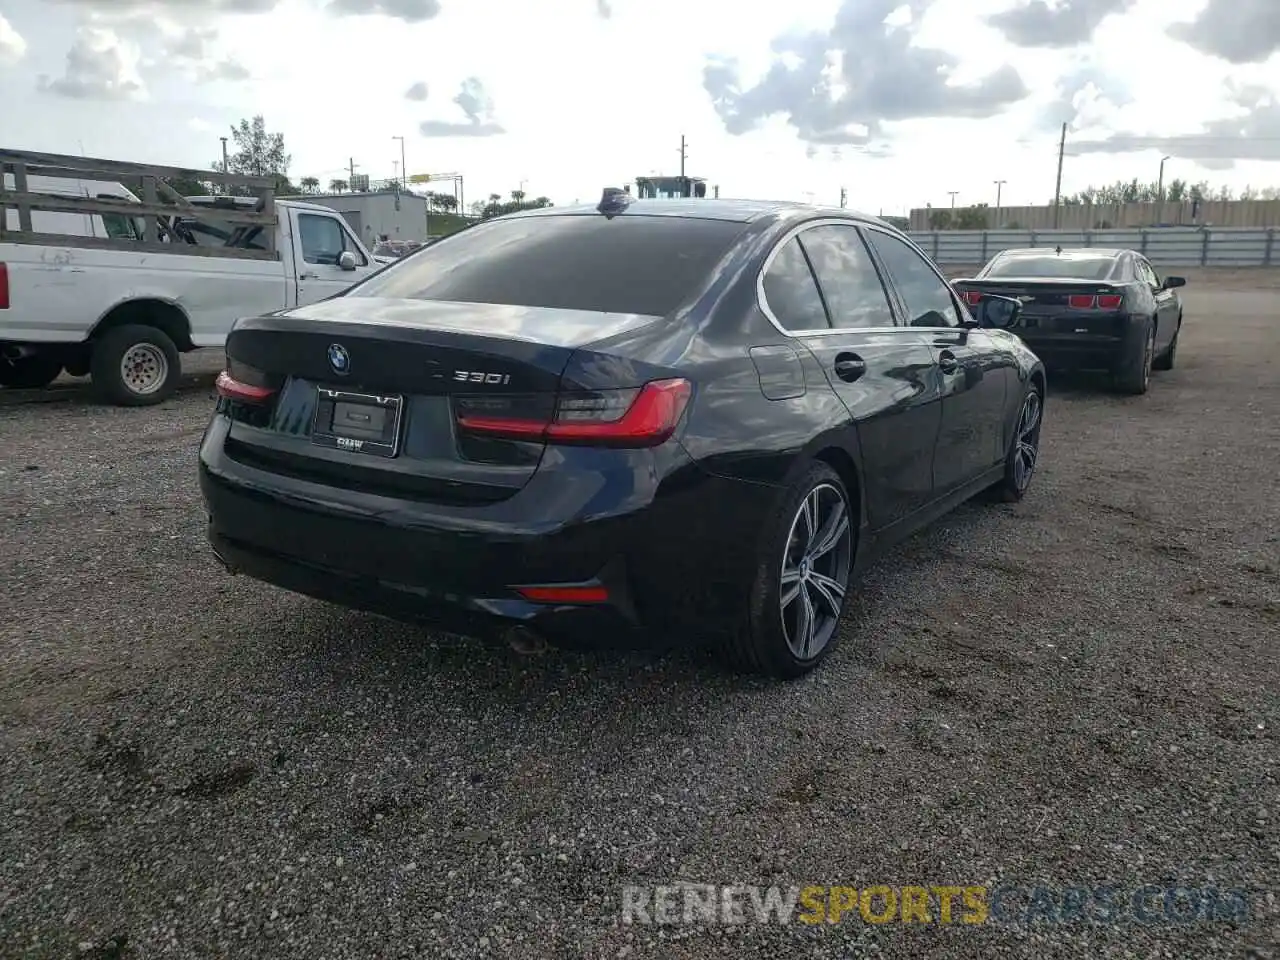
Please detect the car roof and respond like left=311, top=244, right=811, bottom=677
left=501, top=197, right=900, bottom=228
left=995, top=247, right=1128, bottom=259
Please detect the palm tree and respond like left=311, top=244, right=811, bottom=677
left=329, top=179, right=348, bottom=193
left=300, top=176, right=320, bottom=194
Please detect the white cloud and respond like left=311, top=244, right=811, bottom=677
left=37, top=27, right=147, bottom=101
left=0, top=0, right=1276, bottom=214
left=0, top=13, right=26, bottom=64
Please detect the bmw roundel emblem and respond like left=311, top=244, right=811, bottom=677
left=327, top=343, right=350, bottom=375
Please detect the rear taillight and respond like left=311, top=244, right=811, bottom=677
left=1069, top=293, right=1123, bottom=310
left=0, top=264, right=9, bottom=310
left=215, top=370, right=276, bottom=403
left=456, top=377, right=693, bottom=448
left=962, top=290, right=982, bottom=305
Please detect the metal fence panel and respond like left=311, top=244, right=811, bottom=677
left=906, top=227, right=1278, bottom=267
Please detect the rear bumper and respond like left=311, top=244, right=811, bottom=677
left=1014, top=319, right=1145, bottom=372
left=198, top=414, right=776, bottom=646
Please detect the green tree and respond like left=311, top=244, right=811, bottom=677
left=954, top=205, right=989, bottom=230
left=213, top=115, right=295, bottom=195
left=328, top=179, right=348, bottom=193
left=299, top=176, right=320, bottom=194
left=927, top=208, right=953, bottom=230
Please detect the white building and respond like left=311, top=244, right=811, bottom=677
left=283, top=188, right=433, bottom=246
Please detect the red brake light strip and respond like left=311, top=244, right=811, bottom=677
left=216, top=370, right=275, bottom=403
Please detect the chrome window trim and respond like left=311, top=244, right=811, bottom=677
left=755, top=217, right=903, bottom=337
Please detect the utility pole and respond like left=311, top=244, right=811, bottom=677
left=678, top=134, right=687, bottom=178
left=839, top=187, right=847, bottom=208
left=994, top=179, right=1006, bottom=224
left=349, top=157, right=358, bottom=188
left=948, top=191, right=959, bottom=208
left=220, top=137, right=229, bottom=173
left=1052, top=121, right=1067, bottom=228
left=393, top=136, right=406, bottom=188
left=1157, top=155, right=1171, bottom=223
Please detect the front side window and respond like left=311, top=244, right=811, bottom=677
left=797, top=224, right=896, bottom=329
left=864, top=229, right=959, bottom=328
left=299, top=214, right=346, bottom=265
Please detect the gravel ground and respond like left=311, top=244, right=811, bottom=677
left=1, top=276, right=1277, bottom=959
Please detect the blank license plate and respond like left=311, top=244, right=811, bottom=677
left=311, top=387, right=403, bottom=458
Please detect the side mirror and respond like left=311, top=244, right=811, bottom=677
left=978, top=294, right=1022, bottom=329
left=1162, top=276, right=1186, bottom=289
left=337, top=250, right=358, bottom=271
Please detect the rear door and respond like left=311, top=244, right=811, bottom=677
left=863, top=226, right=1013, bottom=494
left=763, top=221, right=941, bottom=530
left=1136, top=256, right=1179, bottom=353
left=290, top=209, right=380, bottom=306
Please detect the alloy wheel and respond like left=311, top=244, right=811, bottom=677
left=779, top=482, right=854, bottom=660
left=1013, top=390, right=1042, bottom=492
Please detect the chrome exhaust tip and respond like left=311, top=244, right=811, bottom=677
left=506, top=625, right=548, bottom=656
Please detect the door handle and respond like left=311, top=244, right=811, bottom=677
left=833, top=354, right=867, bottom=383
left=299, top=271, right=319, bottom=280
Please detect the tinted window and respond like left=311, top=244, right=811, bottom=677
left=984, top=254, right=1116, bottom=280
left=761, top=237, right=829, bottom=330
left=1137, top=259, right=1159, bottom=286
left=798, top=225, right=895, bottom=329
left=349, top=214, right=746, bottom=317
left=864, top=230, right=959, bottom=328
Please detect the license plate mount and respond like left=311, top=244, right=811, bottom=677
left=311, top=387, right=404, bottom=458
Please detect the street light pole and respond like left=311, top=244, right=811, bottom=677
left=392, top=135, right=406, bottom=188
left=947, top=191, right=959, bottom=208
left=993, top=179, right=1006, bottom=225
left=1158, top=155, right=1170, bottom=200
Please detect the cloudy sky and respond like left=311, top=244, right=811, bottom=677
left=0, top=0, right=1276, bottom=215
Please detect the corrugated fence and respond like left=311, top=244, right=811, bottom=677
left=906, top=228, right=1279, bottom=267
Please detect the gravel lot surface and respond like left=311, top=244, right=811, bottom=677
left=1, top=275, right=1277, bottom=959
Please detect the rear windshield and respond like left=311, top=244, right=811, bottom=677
left=984, top=254, right=1116, bottom=280
left=345, top=213, right=748, bottom=316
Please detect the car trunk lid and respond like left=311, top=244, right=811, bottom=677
left=218, top=299, right=664, bottom=505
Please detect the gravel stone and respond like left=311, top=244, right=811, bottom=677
left=1, top=280, right=1277, bottom=958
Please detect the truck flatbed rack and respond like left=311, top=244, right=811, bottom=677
left=0, top=149, right=281, bottom=260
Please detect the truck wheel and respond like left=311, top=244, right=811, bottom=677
left=90, top=325, right=181, bottom=406
left=0, top=354, right=63, bottom=389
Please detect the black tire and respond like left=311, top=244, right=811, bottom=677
left=90, top=325, right=181, bottom=406
left=729, top=461, right=857, bottom=679
left=1113, top=316, right=1155, bottom=395
left=988, top=379, right=1044, bottom=503
left=0, top=354, right=63, bottom=389
left=1152, top=314, right=1180, bottom=371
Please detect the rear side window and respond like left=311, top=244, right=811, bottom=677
left=348, top=214, right=747, bottom=317
left=798, top=225, right=895, bottom=329
left=761, top=237, right=829, bottom=330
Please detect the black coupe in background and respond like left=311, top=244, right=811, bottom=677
left=199, top=194, right=1044, bottom=679
left=952, top=247, right=1185, bottom=394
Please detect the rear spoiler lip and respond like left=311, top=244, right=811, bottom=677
left=952, top=277, right=1124, bottom=288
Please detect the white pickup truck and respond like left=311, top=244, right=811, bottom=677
left=0, top=150, right=388, bottom=405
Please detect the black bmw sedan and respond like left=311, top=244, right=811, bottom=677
left=199, top=193, right=1045, bottom=678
